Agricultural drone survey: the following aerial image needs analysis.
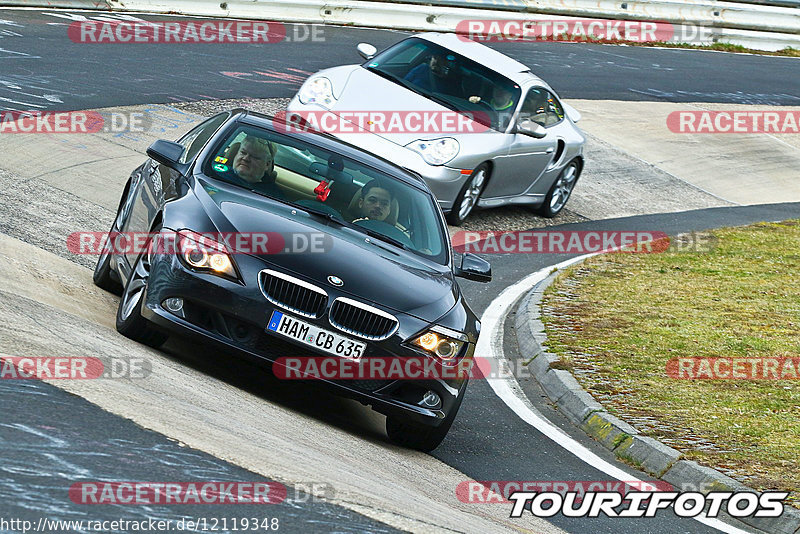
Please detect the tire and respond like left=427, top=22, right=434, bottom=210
left=385, top=385, right=466, bottom=452
left=93, top=220, right=124, bottom=295
left=538, top=159, right=580, bottom=218
left=446, top=163, right=489, bottom=226
left=115, top=231, right=169, bottom=349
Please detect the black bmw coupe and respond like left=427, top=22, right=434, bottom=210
left=94, top=109, right=491, bottom=451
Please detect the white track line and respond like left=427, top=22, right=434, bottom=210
left=479, top=254, right=753, bottom=534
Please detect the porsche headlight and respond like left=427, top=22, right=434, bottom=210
left=298, top=77, right=336, bottom=108
left=177, top=230, right=239, bottom=280
left=412, top=326, right=468, bottom=365
left=406, top=137, right=460, bottom=166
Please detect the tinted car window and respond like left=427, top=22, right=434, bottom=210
left=521, top=88, right=564, bottom=127
left=204, top=124, right=448, bottom=263
left=545, top=93, right=565, bottom=125
left=365, top=37, right=521, bottom=132
left=178, top=112, right=229, bottom=164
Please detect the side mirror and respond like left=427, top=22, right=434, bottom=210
left=146, top=140, right=185, bottom=171
left=455, top=253, right=492, bottom=282
left=357, top=42, right=377, bottom=60
left=514, top=118, right=547, bottom=139
left=563, top=102, right=582, bottom=123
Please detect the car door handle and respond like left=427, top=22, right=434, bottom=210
left=545, top=147, right=554, bottom=154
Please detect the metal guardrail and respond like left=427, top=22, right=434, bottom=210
left=2, top=0, right=107, bottom=6
left=367, top=0, right=800, bottom=35
left=1, top=0, right=798, bottom=50
left=721, top=0, right=800, bottom=8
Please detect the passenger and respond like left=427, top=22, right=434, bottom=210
left=404, top=53, right=460, bottom=96
left=353, top=179, right=393, bottom=222
left=352, top=179, right=413, bottom=240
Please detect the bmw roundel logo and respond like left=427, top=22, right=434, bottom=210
left=328, top=275, right=344, bottom=287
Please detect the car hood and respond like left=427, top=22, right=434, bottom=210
left=328, top=67, right=485, bottom=146
left=195, top=178, right=457, bottom=321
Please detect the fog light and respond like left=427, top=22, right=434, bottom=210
left=420, top=390, right=441, bottom=408
left=163, top=297, right=184, bottom=314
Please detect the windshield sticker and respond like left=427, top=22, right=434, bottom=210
left=214, top=156, right=228, bottom=164
left=213, top=163, right=228, bottom=173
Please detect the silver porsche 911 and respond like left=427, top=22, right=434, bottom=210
left=287, top=32, right=586, bottom=225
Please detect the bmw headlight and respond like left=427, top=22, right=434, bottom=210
left=411, top=326, right=468, bottom=365
left=298, top=77, right=336, bottom=108
left=177, top=230, right=239, bottom=281
left=406, top=138, right=460, bottom=166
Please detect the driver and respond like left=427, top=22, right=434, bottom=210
left=490, top=85, right=515, bottom=112
left=220, top=135, right=284, bottom=199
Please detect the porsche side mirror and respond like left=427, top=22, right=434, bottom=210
left=514, top=118, right=547, bottom=139
left=357, top=42, right=377, bottom=60
left=455, top=253, right=492, bottom=282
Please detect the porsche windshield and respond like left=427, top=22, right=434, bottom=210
left=204, top=124, right=448, bottom=263
left=364, top=37, right=521, bottom=131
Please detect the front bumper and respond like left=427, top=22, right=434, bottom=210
left=140, top=248, right=472, bottom=427
left=287, top=99, right=467, bottom=211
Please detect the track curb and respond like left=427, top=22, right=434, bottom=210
left=514, top=265, right=800, bottom=534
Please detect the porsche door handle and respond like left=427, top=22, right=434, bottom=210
left=545, top=147, right=555, bottom=154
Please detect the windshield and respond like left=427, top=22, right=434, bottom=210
left=365, top=37, right=521, bottom=132
left=203, top=123, right=448, bottom=263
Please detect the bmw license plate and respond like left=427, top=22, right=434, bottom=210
left=267, top=310, right=365, bottom=361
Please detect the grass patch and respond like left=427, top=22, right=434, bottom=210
left=631, top=41, right=800, bottom=57
left=541, top=220, right=800, bottom=505
left=528, top=36, right=800, bottom=57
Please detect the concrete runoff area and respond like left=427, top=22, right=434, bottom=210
left=570, top=99, right=800, bottom=206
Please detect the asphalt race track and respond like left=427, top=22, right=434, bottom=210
left=1, top=8, right=799, bottom=534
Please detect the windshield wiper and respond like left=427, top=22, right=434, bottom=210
left=287, top=201, right=349, bottom=226
left=356, top=226, right=413, bottom=253
left=238, top=187, right=348, bottom=226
